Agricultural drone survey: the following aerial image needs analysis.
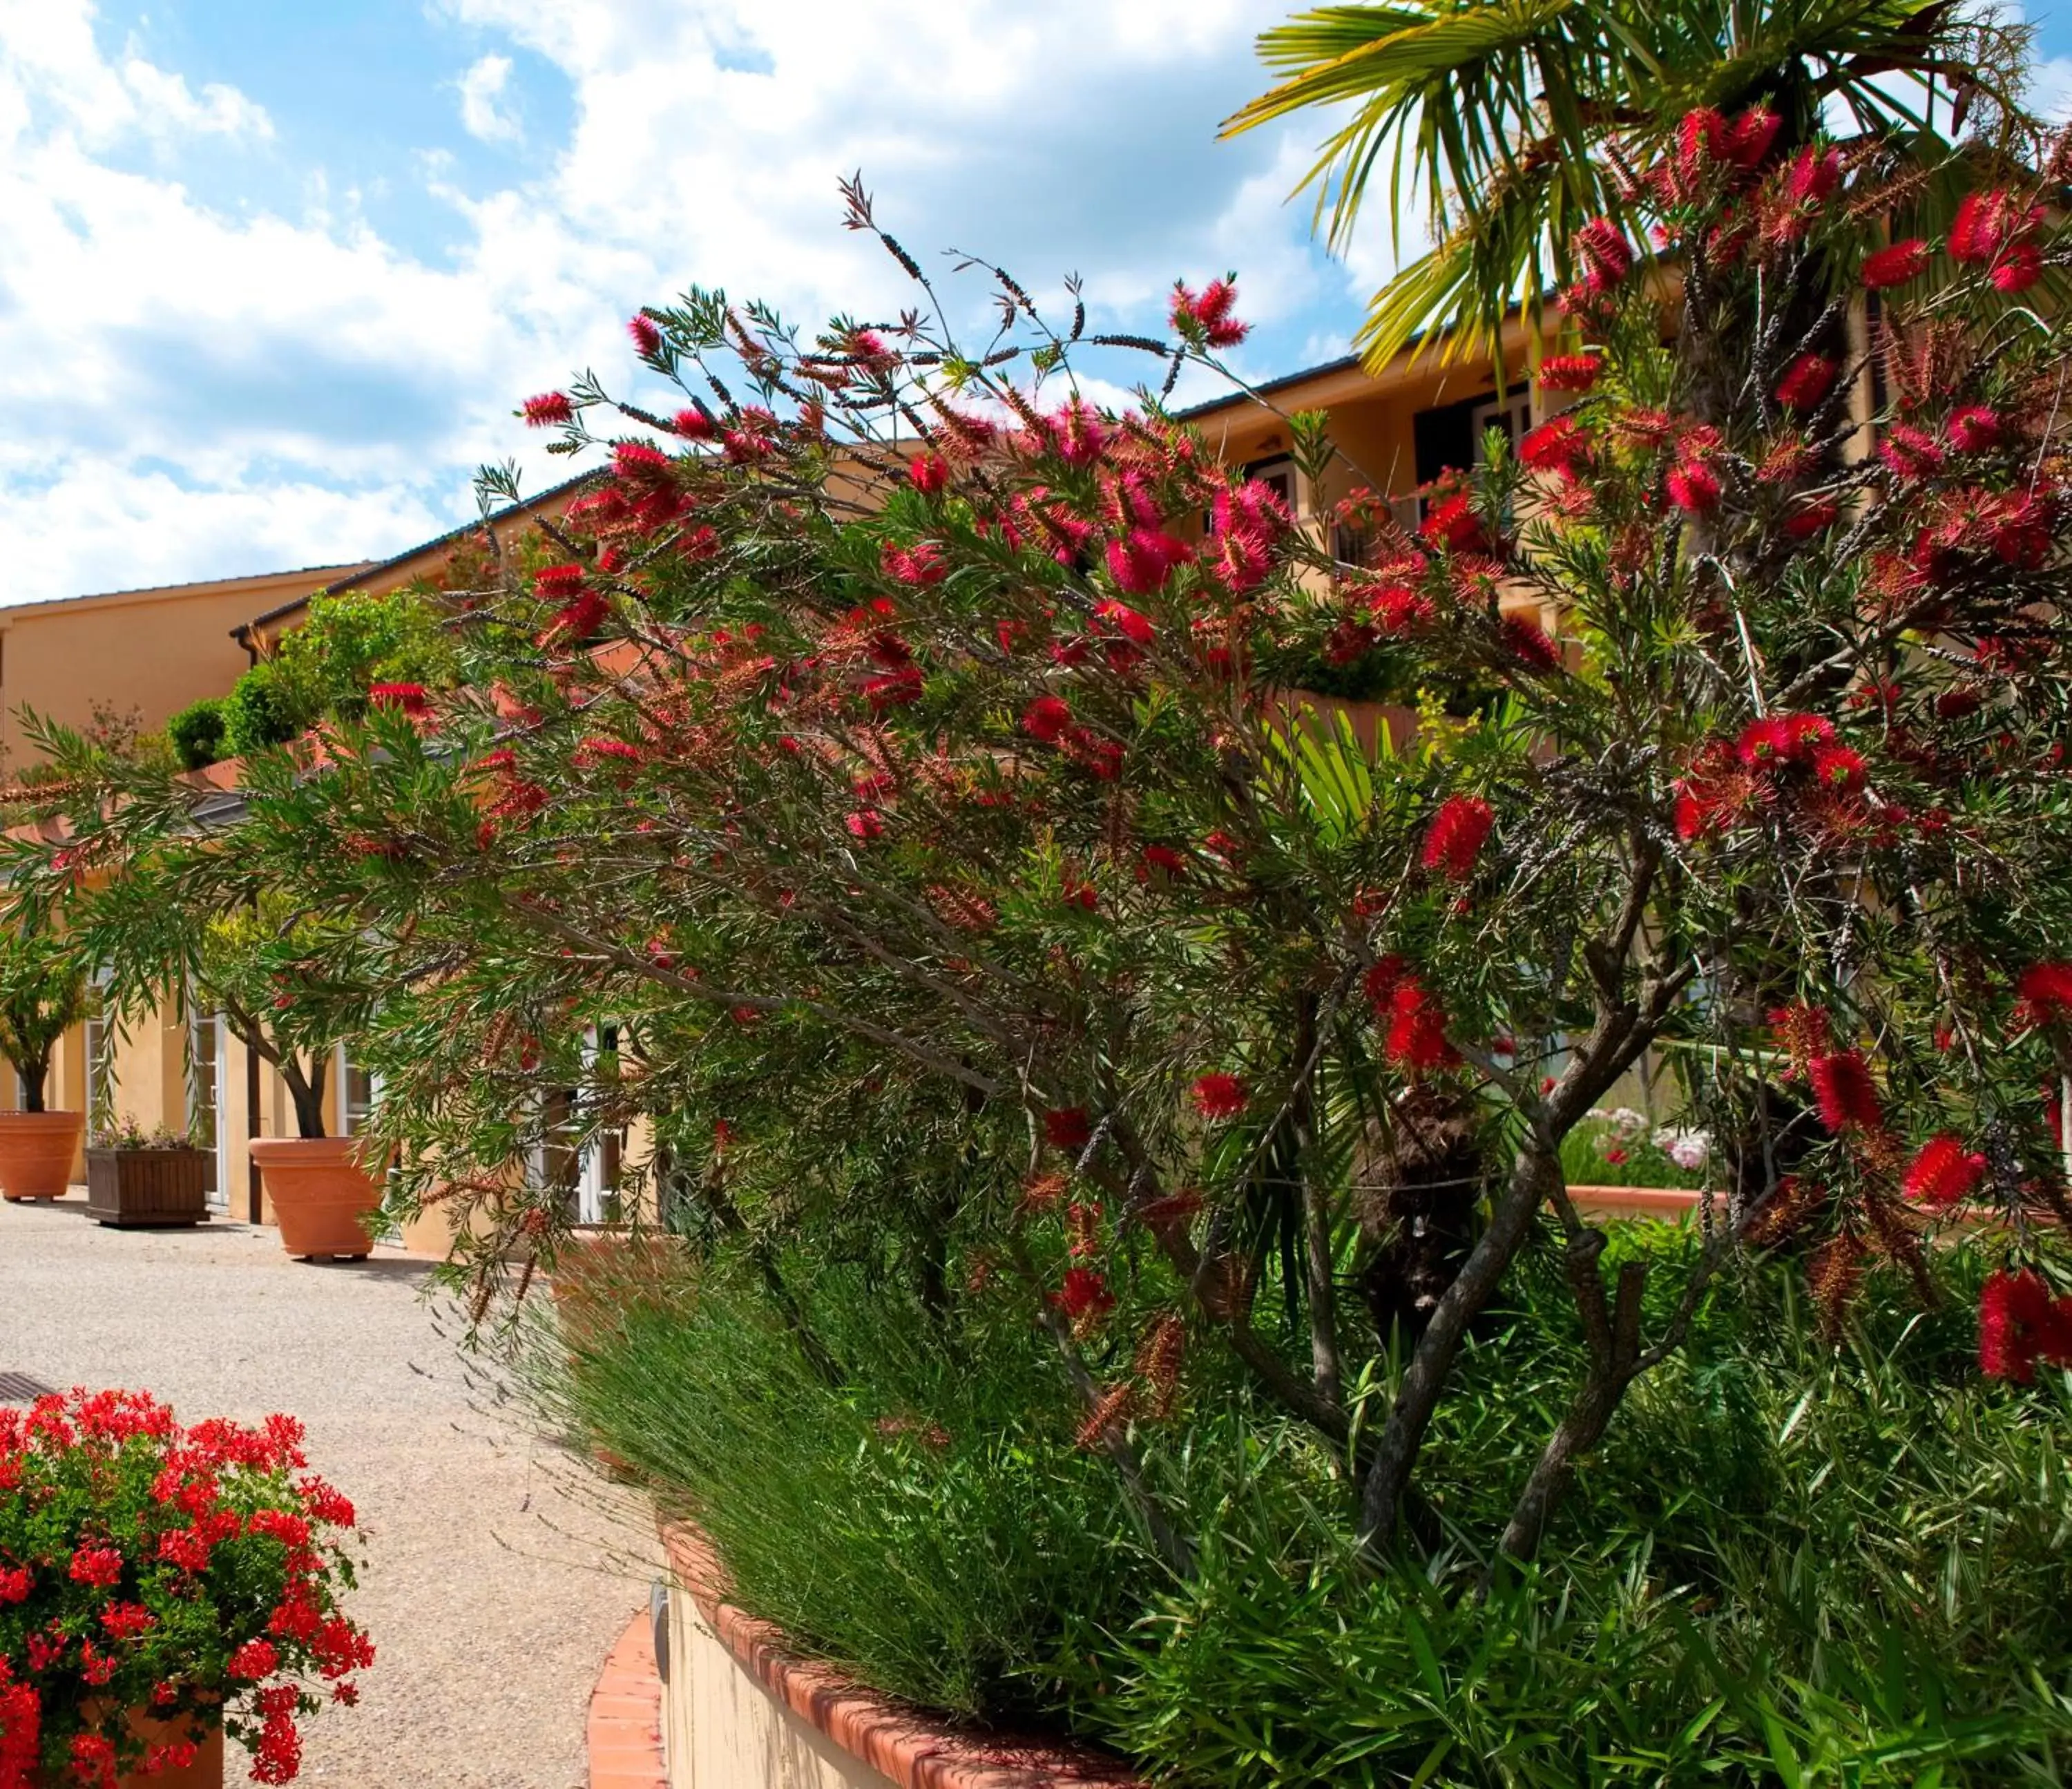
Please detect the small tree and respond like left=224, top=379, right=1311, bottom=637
left=0, top=924, right=86, bottom=1114
left=16, top=102, right=2072, bottom=1580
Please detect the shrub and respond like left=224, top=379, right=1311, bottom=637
left=220, top=664, right=298, bottom=759
left=164, top=699, right=227, bottom=772
left=0, top=1388, right=370, bottom=1786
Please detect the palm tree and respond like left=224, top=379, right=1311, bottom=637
left=1223, top=0, right=2033, bottom=372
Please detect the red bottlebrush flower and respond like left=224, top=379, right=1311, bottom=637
left=1062, top=876, right=1097, bottom=911
left=671, top=407, right=716, bottom=440
left=1902, top=1134, right=1988, bottom=1209
left=1767, top=1000, right=1830, bottom=1066
left=1361, top=582, right=1434, bottom=633
left=1047, top=397, right=1106, bottom=468
left=1774, top=354, right=1838, bottom=412
left=1676, top=106, right=1727, bottom=171
left=541, top=589, right=610, bottom=647
left=1093, top=595, right=1157, bottom=644
left=1787, top=146, right=1841, bottom=202
left=1949, top=190, right=2038, bottom=265
left=1106, top=528, right=1191, bottom=595
left=881, top=540, right=946, bottom=586
left=2015, top=961, right=2072, bottom=1024
left=68, top=1546, right=122, bottom=1589
left=910, top=451, right=950, bottom=496
left=1808, top=1050, right=1883, bottom=1134
left=535, top=562, right=587, bottom=597
left=1421, top=794, right=1495, bottom=880
left=1573, top=216, right=1633, bottom=290
left=1519, top=414, right=1589, bottom=476
left=1385, top=982, right=1459, bottom=1072
left=1879, top=424, right=1944, bottom=481
left=1667, top=459, right=1721, bottom=514
left=1053, top=1267, right=1115, bottom=1323
left=843, top=809, right=883, bottom=841
left=367, top=681, right=429, bottom=716
left=1021, top=695, right=1073, bottom=743
left=1810, top=743, right=1867, bottom=791
left=1978, top=1267, right=2071, bottom=1381
left=613, top=439, right=673, bottom=480
left=1136, top=843, right=1188, bottom=883
left=863, top=664, right=925, bottom=711
left=1191, top=1073, right=1249, bottom=1120
left=1948, top=406, right=2003, bottom=452
left=1537, top=354, right=1602, bottom=392
left=1500, top=613, right=1561, bottom=672
left=1723, top=106, right=1781, bottom=169
left=1992, top=242, right=2043, bottom=294
left=1861, top=239, right=1929, bottom=289
left=229, top=1638, right=280, bottom=1681
left=1362, top=953, right=1409, bottom=1015
left=628, top=312, right=663, bottom=357
left=1420, top=492, right=1485, bottom=553
left=1784, top=497, right=1839, bottom=539
left=521, top=391, right=573, bottom=427
left=1170, top=277, right=1249, bottom=348
left=1044, top=1107, right=1093, bottom=1152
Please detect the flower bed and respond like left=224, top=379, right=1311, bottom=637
left=0, top=1390, right=370, bottom=1786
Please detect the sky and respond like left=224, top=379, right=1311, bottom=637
left=1, top=1, right=2071, bottom=606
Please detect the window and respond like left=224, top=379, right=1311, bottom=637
left=81, top=968, right=113, bottom=1134
left=186, top=1008, right=223, bottom=1204
left=1243, top=455, right=1298, bottom=514
left=333, top=1045, right=376, bottom=1138
left=1470, top=388, right=1535, bottom=463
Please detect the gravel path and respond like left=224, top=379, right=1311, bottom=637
left=0, top=1196, right=653, bottom=1789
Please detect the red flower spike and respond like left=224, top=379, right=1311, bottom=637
left=1667, top=460, right=1722, bottom=514
left=2015, top=962, right=2072, bottom=1025
left=1385, top=982, right=1459, bottom=1072
left=1861, top=240, right=1929, bottom=289
left=1191, top=1073, right=1248, bottom=1120
left=628, top=313, right=663, bottom=357
left=1044, top=1107, right=1092, bottom=1153
left=1573, top=217, right=1633, bottom=290
left=1520, top=415, right=1589, bottom=476
left=1993, top=242, right=2043, bottom=294
left=1054, top=1267, right=1115, bottom=1324
left=1978, top=1267, right=2069, bottom=1381
left=1949, top=407, right=2002, bottom=452
left=671, top=407, right=716, bottom=440
left=1537, top=354, right=1602, bottom=392
left=1421, top=794, right=1495, bottom=880
left=1723, top=107, right=1781, bottom=169
left=1021, top=695, right=1073, bottom=743
left=1901, top=1134, right=1988, bottom=1209
left=1420, top=492, right=1484, bottom=553
left=1787, top=147, right=1841, bottom=203
left=910, top=451, right=950, bottom=496
left=521, top=392, right=573, bottom=428
left=1811, top=743, right=1867, bottom=791
left=1774, top=354, right=1838, bottom=412
left=1808, top=1050, right=1883, bottom=1134
left=1093, top=595, right=1158, bottom=643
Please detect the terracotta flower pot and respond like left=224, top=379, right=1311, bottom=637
left=1566, top=1184, right=1702, bottom=1222
left=0, top=1110, right=84, bottom=1202
left=248, top=1137, right=383, bottom=1261
left=35, top=1710, right=225, bottom=1788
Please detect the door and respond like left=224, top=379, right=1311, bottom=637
left=186, top=1010, right=227, bottom=1212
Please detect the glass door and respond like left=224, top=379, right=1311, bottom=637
left=186, top=1010, right=227, bottom=1212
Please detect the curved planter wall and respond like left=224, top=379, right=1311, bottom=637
left=656, top=1524, right=1142, bottom=1789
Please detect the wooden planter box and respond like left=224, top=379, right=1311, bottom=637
left=84, top=1147, right=213, bottom=1228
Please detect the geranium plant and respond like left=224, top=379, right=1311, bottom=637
left=15, top=82, right=2072, bottom=1587
left=0, top=1389, right=369, bottom=1788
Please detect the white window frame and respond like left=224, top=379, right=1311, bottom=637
left=1470, top=388, right=1535, bottom=464
left=186, top=1008, right=229, bottom=1212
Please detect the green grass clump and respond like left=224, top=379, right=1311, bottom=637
left=526, top=1233, right=2072, bottom=1784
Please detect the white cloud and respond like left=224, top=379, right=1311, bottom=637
left=0, top=0, right=1372, bottom=604
left=456, top=52, right=519, bottom=144
left=119, top=54, right=274, bottom=140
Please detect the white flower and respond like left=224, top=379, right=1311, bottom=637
left=1604, top=1107, right=1649, bottom=1140
left=1653, top=1127, right=1711, bottom=1171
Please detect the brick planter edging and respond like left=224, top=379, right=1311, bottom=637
left=588, top=1607, right=667, bottom=1789
left=659, top=1521, right=1147, bottom=1789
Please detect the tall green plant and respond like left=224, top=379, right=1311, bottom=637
left=0, top=924, right=86, bottom=1113
left=1222, top=0, right=2033, bottom=372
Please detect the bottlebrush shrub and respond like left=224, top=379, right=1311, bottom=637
left=0, top=1390, right=369, bottom=1787
left=17, top=99, right=2072, bottom=1586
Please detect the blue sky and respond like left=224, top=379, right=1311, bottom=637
left=1, top=1, right=2069, bottom=604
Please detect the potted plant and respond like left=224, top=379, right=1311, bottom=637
left=0, top=1386, right=371, bottom=1788
left=0, top=924, right=88, bottom=1204
left=83, top=1119, right=211, bottom=1230
left=191, top=908, right=381, bottom=1263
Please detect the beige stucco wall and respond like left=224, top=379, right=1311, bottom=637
left=662, top=1585, right=896, bottom=1789
left=0, top=564, right=370, bottom=775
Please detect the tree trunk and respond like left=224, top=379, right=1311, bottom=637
left=19, top=1049, right=46, bottom=1114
